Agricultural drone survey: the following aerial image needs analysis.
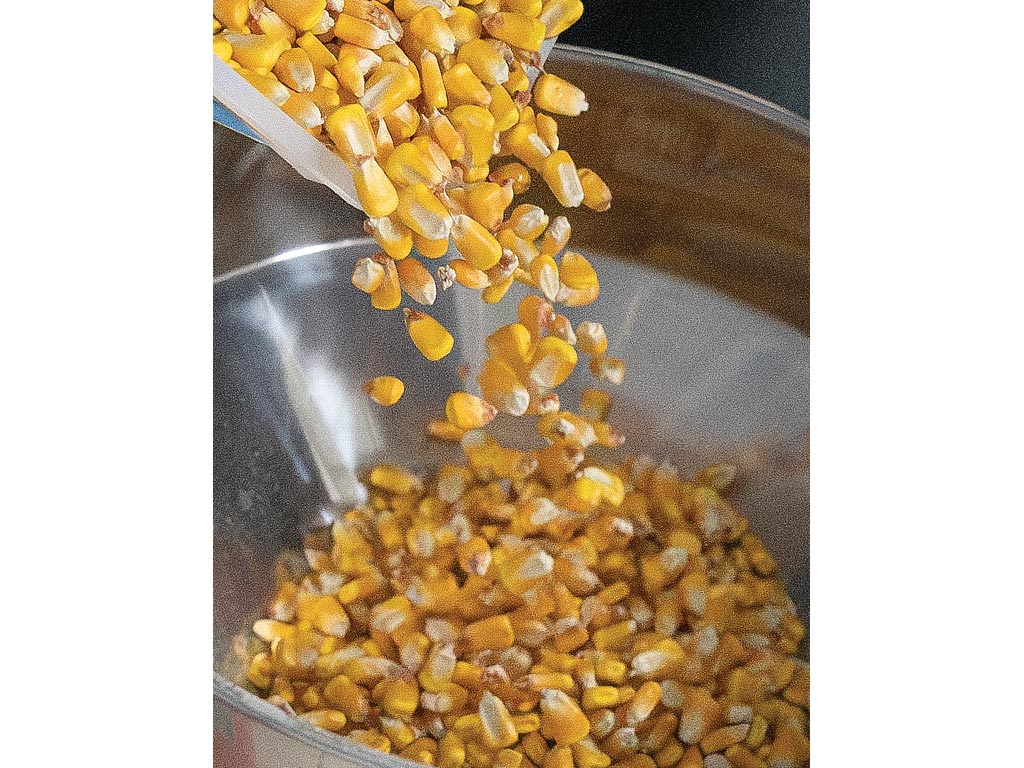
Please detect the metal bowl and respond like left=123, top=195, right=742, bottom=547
left=213, top=45, right=809, bottom=768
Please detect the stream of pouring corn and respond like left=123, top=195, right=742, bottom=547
left=215, top=2, right=810, bottom=767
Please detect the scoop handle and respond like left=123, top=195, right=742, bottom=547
left=213, top=54, right=362, bottom=209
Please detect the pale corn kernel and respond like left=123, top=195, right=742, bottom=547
left=478, top=357, right=530, bottom=416
left=350, top=255, right=384, bottom=294
left=265, top=0, right=326, bottom=32
left=396, top=257, right=438, bottom=305
left=446, top=392, right=498, bottom=430
left=530, top=254, right=561, bottom=301
left=590, top=356, right=626, bottom=385
left=394, top=0, right=454, bottom=20
left=529, top=336, right=578, bottom=389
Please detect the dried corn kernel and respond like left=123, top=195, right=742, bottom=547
left=364, top=376, right=405, bottom=406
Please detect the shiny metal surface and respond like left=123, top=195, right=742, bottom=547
left=214, top=46, right=808, bottom=768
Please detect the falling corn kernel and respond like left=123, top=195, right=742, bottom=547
left=590, top=356, right=626, bottom=385
left=404, top=308, right=455, bottom=361
left=445, top=392, right=498, bottom=430
left=543, top=150, right=585, bottom=208
left=364, top=376, right=405, bottom=406
left=396, top=258, right=438, bottom=305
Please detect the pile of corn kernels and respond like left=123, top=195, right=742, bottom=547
left=246, top=455, right=809, bottom=768
left=215, top=2, right=809, bottom=766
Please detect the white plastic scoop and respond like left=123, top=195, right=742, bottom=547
left=212, top=38, right=557, bottom=212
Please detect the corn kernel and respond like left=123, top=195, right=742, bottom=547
left=446, top=392, right=498, bottom=430
left=396, top=256, right=438, bottom=305
left=484, top=12, right=546, bottom=51
left=404, top=308, right=455, bottom=361
left=364, top=376, right=405, bottom=406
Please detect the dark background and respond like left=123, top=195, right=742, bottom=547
left=560, top=0, right=809, bottom=118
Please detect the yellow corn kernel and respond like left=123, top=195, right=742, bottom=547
left=213, top=35, right=233, bottom=63
left=495, top=748, right=524, bottom=768
left=575, top=388, right=612, bottom=423
left=590, top=356, right=626, bottom=385
left=451, top=214, right=503, bottom=270
left=253, top=5, right=298, bottom=42
left=544, top=746, right=575, bottom=768
left=360, top=61, right=421, bottom=118
left=384, top=102, right=422, bottom=142
left=265, top=0, right=326, bottom=31
left=438, top=732, right=466, bottom=768
left=717, top=746, right=763, bottom=768
left=504, top=205, right=547, bottom=242
left=461, top=613, right=516, bottom=653
left=447, top=4, right=484, bottom=41
left=281, top=92, right=324, bottom=130
left=273, top=48, right=316, bottom=93
left=213, top=0, right=250, bottom=32
left=247, top=652, right=274, bottom=689
left=502, top=122, right=552, bottom=171
left=365, top=254, right=400, bottom=309
left=540, top=214, right=571, bottom=257
left=373, top=678, right=420, bottom=718
left=479, top=690, right=519, bottom=749
left=538, top=0, right=584, bottom=37
left=533, top=73, right=589, bottom=116
left=395, top=257, right=437, bottom=305
left=428, top=113, right=467, bottom=160
left=443, top=63, right=493, bottom=108
left=484, top=12, right=546, bottom=51
left=297, top=708, right=348, bottom=732
left=590, top=620, right=635, bottom=652
left=529, top=336, right=578, bottom=389
left=449, top=104, right=497, bottom=167
left=578, top=168, right=612, bottom=212
left=294, top=31, right=337, bottom=76
left=365, top=216, right=414, bottom=261
left=458, top=39, right=511, bottom=85
left=427, top=419, right=465, bottom=442
left=513, top=297, right=551, bottom=340
left=310, top=84, right=342, bottom=114
left=224, top=32, right=290, bottom=71
left=418, top=50, right=448, bottom=110
left=541, top=688, right=591, bottom=746
left=449, top=258, right=491, bottom=290
left=445, top=392, right=498, bottom=430
left=322, top=674, right=371, bottom=723
left=490, top=162, right=532, bottom=195
left=465, top=180, right=511, bottom=230
left=334, top=53, right=366, bottom=97
left=363, top=375, right=405, bottom=406
left=489, top=85, right=521, bottom=132
left=395, top=183, right=453, bottom=240
left=482, top=274, right=515, bottom=304
left=504, top=59, right=531, bottom=95
left=581, top=686, right=620, bottom=710
left=512, top=712, right=541, bottom=734
left=353, top=156, right=400, bottom=218
left=414, top=234, right=451, bottom=259
left=410, top=7, right=457, bottom=55
left=536, top=112, right=559, bottom=151
left=324, top=103, right=376, bottom=165
left=560, top=252, right=599, bottom=291
left=478, top=357, right=530, bottom=416
left=334, top=12, right=393, bottom=48
left=384, top=142, right=443, bottom=188
left=403, top=308, right=455, bottom=360
left=542, top=150, right=585, bottom=208
left=349, top=729, right=392, bottom=752
left=574, top=322, right=608, bottom=357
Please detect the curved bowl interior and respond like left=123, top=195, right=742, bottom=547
left=213, top=46, right=808, bottom=768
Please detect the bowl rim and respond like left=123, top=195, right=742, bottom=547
left=213, top=43, right=808, bottom=765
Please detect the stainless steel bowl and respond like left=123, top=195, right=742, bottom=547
left=213, top=45, right=809, bottom=768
